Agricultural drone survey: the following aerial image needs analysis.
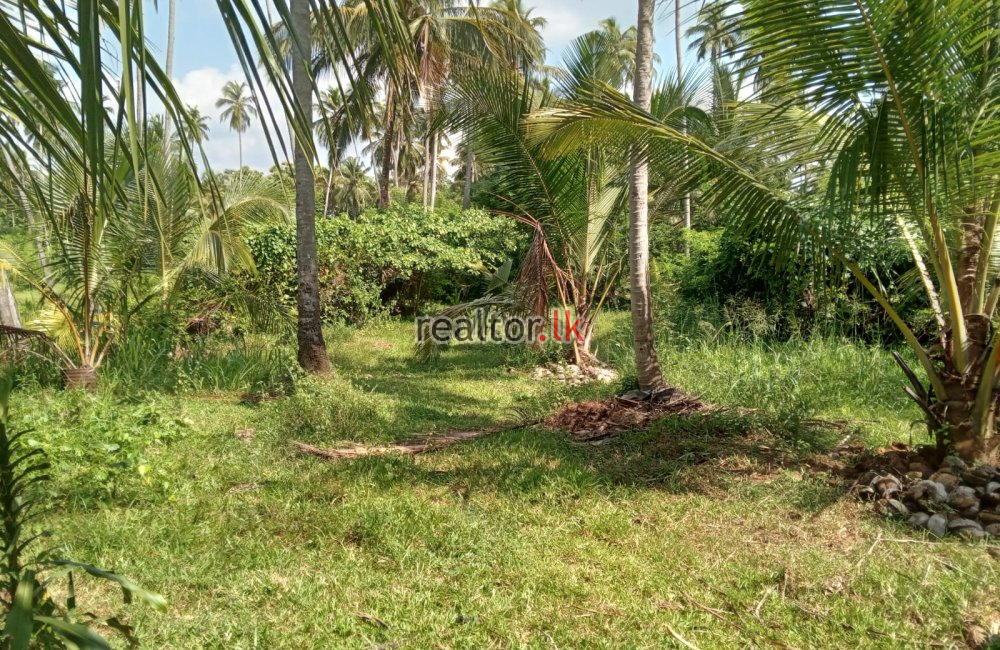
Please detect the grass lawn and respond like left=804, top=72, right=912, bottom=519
left=13, top=315, right=1000, bottom=648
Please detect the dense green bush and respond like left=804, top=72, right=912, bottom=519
left=247, top=203, right=524, bottom=323
left=653, top=228, right=934, bottom=343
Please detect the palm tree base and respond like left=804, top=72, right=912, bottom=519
left=922, top=315, right=999, bottom=465
left=63, top=366, right=97, bottom=391
left=297, top=343, right=331, bottom=374
left=928, top=375, right=998, bottom=465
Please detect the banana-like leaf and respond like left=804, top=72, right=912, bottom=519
left=33, top=616, right=111, bottom=650
left=52, top=561, right=166, bottom=613
left=5, top=570, right=35, bottom=650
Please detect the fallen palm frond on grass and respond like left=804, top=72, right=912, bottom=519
left=291, top=429, right=506, bottom=460
left=290, top=390, right=707, bottom=460
left=292, top=386, right=854, bottom=460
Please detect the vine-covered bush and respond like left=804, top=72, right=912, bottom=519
left=654, top=228, right=935, bottom=342
left=247, top=203, right=524, bottom=323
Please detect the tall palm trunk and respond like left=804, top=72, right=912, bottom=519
left=161, top=0, right=177, bottom=146
left=676, top=0, right=691, bottom=256
left=291, top=0, right=330, bottom=373
left=462, top=140, right=474, bottom=209
left=422, top=131, right=430, bottom=208
left=378, top=87, right=396, bottom=209
left=629, top=0, right=666, bottom=392
left=323, top=149, right=338, bottom=216
left=428, top=131, right=438, bottom=211
left=0, top=271, right=20, bottom=329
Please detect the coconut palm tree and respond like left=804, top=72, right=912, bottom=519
left=315, top=88, right=346, bottom=214
left=534, top=0, right=1000, bottom=463
left=284, top=0, right=544, bottom=209
left=289, top=0, right=330, bottom=372
left=628, top=0, right=666, bottom=392
left=686, top=0, right=743, bottom=119
left=334, top=157, right=375, bottom=219
left=315, top=88, right=373, bottom=216
left=686, top=0, right=741, bottom=67
left=0, top=0, right=415, bottom=394
left=488, top=0, right=547, bottom=72
left=675, top=0, right=691, bottom=253
left=162, top=0, right=178, bottom=146
left=0, top=135, right=290, bottom=388
left=444, top=32, right=658, bottom=366
left=215, top=81, right=258, bottom=169
left=447, top=0, right=548, bottom=210
left=595, top=18, right=639, bottom=88
left=178, top=105, right=211, bottom=148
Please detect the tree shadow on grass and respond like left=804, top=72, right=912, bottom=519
left=330, top=352, right=617, bottom=440
left=312, top=406, right=853, bottom=517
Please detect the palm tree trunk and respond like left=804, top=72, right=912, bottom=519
left=238, top=131, right=243, bottom=170
left=378, top=88, right=396, bottom=209
left=676, top=0, right=691, bottom=256
left=0, top=271, right=21, bottom=328
left=422, top=132, right=430, bottom=208
left=323, top=150, right=338, bottom=216
left=428, top=131, right=438, bottom=211
left=291, top=0, right=330, bottom=373
left=161, top=0, right=177, bottom=147
left=462, top=140, right=473, bottom=209
left=629, top=0, right=666, bottom=392
left=931, top=313, right=996, bottom=463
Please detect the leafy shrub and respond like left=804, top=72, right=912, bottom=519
left=12, top=390, right=188, bottom=503
left=654, top=228, right=933, bottom=343
left=247, top=203, right=524, bottom=324
left=0, top=376, right=165, bottom=647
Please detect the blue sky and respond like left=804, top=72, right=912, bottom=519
left=141, top=0, right=698, bottom=171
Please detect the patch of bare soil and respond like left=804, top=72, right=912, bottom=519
left=543, top=387, right=707, bottom=443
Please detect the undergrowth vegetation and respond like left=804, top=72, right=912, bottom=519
left=5, top=319, right=988, bottom=648
left=2, top=0, right=998, bottom=645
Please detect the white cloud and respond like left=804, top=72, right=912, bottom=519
left=531, top=0, right=690, bottom=72
left=171, top=64, right=282, bottom=171
left=532, top=0, right=634, bottom=61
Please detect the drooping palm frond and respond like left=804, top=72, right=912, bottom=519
left=534, top=0, right=1000, bottom=457
left=0, top=324, right=70, bottom=367
left=443, top=49, right=636, bottom=363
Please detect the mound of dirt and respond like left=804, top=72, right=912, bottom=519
left=544, top=387, right=706, bottom=443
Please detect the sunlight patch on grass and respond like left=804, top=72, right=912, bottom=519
left=13, top=318, right=992, bottom=648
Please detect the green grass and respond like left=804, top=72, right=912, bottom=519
left=10, top=317, right=999, bottom=648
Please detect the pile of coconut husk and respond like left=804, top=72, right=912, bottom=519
left=849, top=445, right=1000, bottom=539
left=544, top=387, right=706, bottom=443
